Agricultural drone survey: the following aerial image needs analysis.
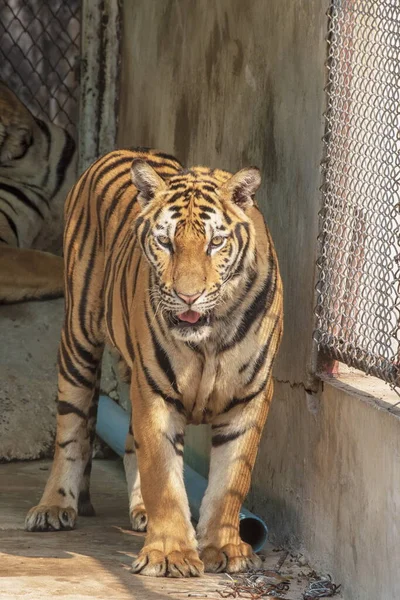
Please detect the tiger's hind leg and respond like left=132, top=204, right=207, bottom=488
left=0, top=245, right=64, bottom=304
left=76, top=369, right=101, bottom=517
left=25, top=318, right=104, bottom=531
left=116, top=355, right=146, bottom=530
left=124, top=414, right=147, bottom=532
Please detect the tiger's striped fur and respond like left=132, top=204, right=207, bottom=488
left=25, top=148, right=283, bottom=578
left=0, top=82, right=76, bottom=303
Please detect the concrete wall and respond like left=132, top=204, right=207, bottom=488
left=117, top=2, right=400, bottom=598
left=118, top=0, right=327, bottom=385
left=250, top=376, right=400, bottom=600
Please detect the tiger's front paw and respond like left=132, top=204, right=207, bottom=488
left=131, top=547, right=204, bottom=578
left=200, top=542, right=262, bottom=573
left=130, top=504, right=148, bottom=532
left=25, top=505, right=77, bottom=532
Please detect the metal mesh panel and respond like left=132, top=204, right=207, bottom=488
left=315, top=0, right=400, bottom=385
left=0, top=0, right=81, bottom=136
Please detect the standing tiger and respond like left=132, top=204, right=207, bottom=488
left=0, top=82, right=76, bottom=303
left=25, top=148, right=283, bottom=578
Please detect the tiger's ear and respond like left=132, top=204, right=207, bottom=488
left=222, top=167, right=261, bottom=211
left=130, top=159, right=166, bottom=207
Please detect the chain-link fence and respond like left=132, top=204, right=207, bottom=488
left=0, top=0, right=81, bottom=137
left=315, top=0, right=400, bottom=385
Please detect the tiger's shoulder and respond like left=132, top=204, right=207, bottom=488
left=0, top=82, right=76, bottom=303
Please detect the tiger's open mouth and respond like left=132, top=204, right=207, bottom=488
left=178, top=310, right=202, bottom=324
left=169, top=310, right=212, bottom=329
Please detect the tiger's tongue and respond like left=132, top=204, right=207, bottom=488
left=178, top=310, right=201, bottom=324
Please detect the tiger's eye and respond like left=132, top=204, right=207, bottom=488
left=210, top=236, right=224, bottom=247
left=157, top=235, right=170, bottom=246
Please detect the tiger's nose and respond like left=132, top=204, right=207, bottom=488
left=175, top=290, right=204, bottom=305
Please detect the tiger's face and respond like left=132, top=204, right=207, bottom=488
left=132, top=161, right=261, bottom=343
left=0, top=83, right=34, bottom=164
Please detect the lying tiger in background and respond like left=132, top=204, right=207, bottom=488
left=25, top=148, right=283, bottom=578
left=0, top=82, right=76, bottom=303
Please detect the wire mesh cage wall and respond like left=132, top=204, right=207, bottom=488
left=314, top=0, right=400, bottom=385
left=0, top=0, right=81, bottom=137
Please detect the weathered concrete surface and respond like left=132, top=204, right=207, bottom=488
left=0, top=298, right=121, bottom=461
left=118, top=0, right=328, bottom=385
left=0, top=300, right=63, bottom=461
left=0, top=460, right=335, bottom=600
left=78, top=0, right=121, bottom=174
left=248, top=378, right=400, bottom=600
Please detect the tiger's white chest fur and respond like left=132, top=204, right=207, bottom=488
left=169, top=324, right=266, bottom=424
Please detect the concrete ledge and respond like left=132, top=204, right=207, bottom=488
left=322, top=368, right=400, bottom=413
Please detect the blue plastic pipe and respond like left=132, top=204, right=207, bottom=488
left=97, top=394, right=268, bottom=552
left=97, top=394, right=130, bottom=457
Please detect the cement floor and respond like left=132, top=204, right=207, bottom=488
left=0, top=460, right=341, bottom=599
